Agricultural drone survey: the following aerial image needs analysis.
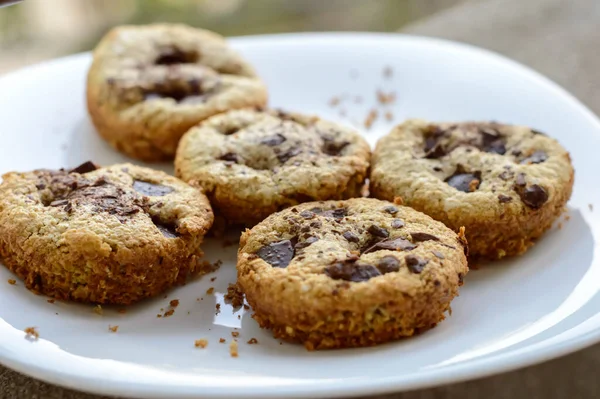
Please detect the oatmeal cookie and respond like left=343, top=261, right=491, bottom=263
left=237, top=198, right=468, bottom=350
left=370, top=120, right=574, bottom=259
left=175, top=108, right=371, bottom=226
left=0, top=161, right=214, bottom=304
left=87, top=24, right=268, bottom=161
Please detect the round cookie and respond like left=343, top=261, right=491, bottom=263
left=237, top=198, right=468, bottom=350
left=87, top=24, right=268, bottom=161
left=370, top=119, right=574, bottom=259
left=0, top=161, right=214, bottom=305
left=175, top=108, right=371, bottom=226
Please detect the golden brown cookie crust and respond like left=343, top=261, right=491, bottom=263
left=237, top=198, right=468, bottom=350
left=86, top=24, right=268, bottom=161
left=0, top=162, right=214, bottom=304
left=370, top=119, right=574, bottom=259
left=175, top=109, right=371, bottom=226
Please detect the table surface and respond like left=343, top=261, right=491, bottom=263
left=2, top=0, right=600, bottom=397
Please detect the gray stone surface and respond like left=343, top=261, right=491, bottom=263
left=1, top=0, right=600, bottom=398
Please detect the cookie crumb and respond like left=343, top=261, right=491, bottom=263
left=564, top=214, right=571, bottom=221
left=215, top=303, right=221, bottom=314
left=163, top=309, right=175, bottom=317
left=117, top=308, right=127, bottom=314
left=7, top=279, right=16, bottom=285
left=229, top=340, right=239, bottom=357
left=589, top=204, right=594, bottom=212
left=364, top=109, right=378, bottom=129
left=329, top=96, right=340, bottom=107
left=108, top=325, right=119, bottom=333
left=47, top=299, right=55, bottom=304
left=231, top=331, right=240, bottom=338
left=243, top=304, right=250, bottom=310
left=194, top=339, right=208, bottom=348
left=210, top=277, right=217, bottom=282
left=169, top=299, right=180, bottom=308
left=393, top=196, right=404, bottom=206
left=247, top=338, right=258, bottom=345
left=383, top=66, right=393, bottom=79
left=376, top=90, right=396, bottom=105
left=224, top=283, right=244, bottom=308
left=93, top=305, right=103, bottom=315
left=156, top=314, right=162, bottom=318
left=206, top=287, right=215, bottom=295
left=219, top=338, right=226, bottom=343
left=237, top=315, right=241, bottom=319
left=24, top=327, right=39, bottom=341
left=384, top=111, right=394, bottom=122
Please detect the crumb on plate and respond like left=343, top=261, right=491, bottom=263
left=195, top=339, right=208, bottom=348
left=229, top=340, right=238, bottom=357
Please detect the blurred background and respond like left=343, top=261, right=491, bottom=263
left=0, top=0, right=466, bottom=74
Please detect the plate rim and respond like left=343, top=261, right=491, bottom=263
left=1, top=31, right=600, bottom=399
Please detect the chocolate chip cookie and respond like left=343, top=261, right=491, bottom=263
left=370, top=120, right=574, bottom=259
left=87, top=24, right=268, bottom=161
left=175, top=108, right=371, bottom=226
left=0, top=162, right=214, bottom=304
left=237, top=198, right=468, bottom=350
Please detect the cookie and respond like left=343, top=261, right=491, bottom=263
left=0, top=162, right=214, bottom=304
left=86, top=24, right=268, bottom=161
left=175, top=108, right=371, bottom=226
left=370, top=119, right=574, bottom=259
left=237, top=198, right=468, bottom=350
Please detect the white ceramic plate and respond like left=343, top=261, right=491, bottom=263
left=1, top=33, right=599, bottom=399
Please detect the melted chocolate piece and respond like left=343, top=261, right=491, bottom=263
left=322, top=139, right=350, bottom=156
left=520, top=150, right=548, bottom=165
left=498, top=170, right=514, bottom=181
left=410, top=232, right=439, bottom=242
left=405, top=255, right=429, bottom=274
left=445, top=169, right=481, bottom=193
left=295, top=236, right=318, bottom=250
left=479, top=127, right=506, bottom=155
left=320, top=208, right=347, bottom=219
left=423, top=127, right=447, bottom=159
left=382, top=205, right=398, bottom=214
left=342, top=231, right=360, bottom=243
left=154, top=221, right=179, bottom=238
left=260, top=134, right=286, bottom=146
left=517, top=184, right=549, bottom=209
left=155, top=47, right=197, bottom=65
left=498, top=194, right=512, bottom=203
left=219, top=152, right=240, bottom=163
left=325, top=259, right=381, bottom=282
left=257, top=240, right=295, bottom=268
left=391, top=219, right=405, bottom=229
left=368, top=225, right=389, bottom=238
left=69, top=161, right=98, bottom=174
left=276, top=147, right=301, bottom=163
left=133, top=180, right=174, bottom=197
left=363, top=237, right=416, bottom=253
left=377, top=256, right=400, bottom=273
left=299, top=210, right=316, bottom=219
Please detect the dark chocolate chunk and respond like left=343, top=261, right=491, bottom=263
left=35, top=183, right=46, bottom=190
left=423, top=127, right=448, bottom=159
left=69, top=161, right=98, bottom=174
left=517, top=184, right=548, bottom=209
left=480, top=127, right=506, bottom=155
left=321, top=208, right=347, bottom=219
left=295, top=236, right=318, bottom=250
left=377, top=256, right=400, bottom=273
left=155, top=47, right=197, bottom=65
left=405, top=255, right=429, bottom=274
left=498, top=170, right=514, bottom=181
left=520, top=150, right=548, bottom=165
left=458, top=273, right=464, bottom=284
left=410, top=232, right=439, bottom=242
left=342, top=231, right=360, bottom=243
left=364, top=237, right=416, bottom=253
left=276, top=147, right=301, bottom=163
left=445, top=169, right=481, bottom=193
left=257, top=240, right=295, bottom=268
left=432, top=250, right=445, bottom=259
left=498, top=194, right=512, bottom=203
left=299, top=210, right=315, bottom=219
left=133, top=180, right=174, bottom=197
left=382, top=205, right=398, bottom=214
left=219, top=152, right=240, bottom=163
left=368, top=225, right=389, bottom=238
left=391, top=219, right=405, bottom=229
left=322, top=140, right=350, bottom=156
left=260, top=133, right=286, bottom=146
left=325, top=259, right=381, bottom=282
left=433, top=166, right=443, bottom=172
